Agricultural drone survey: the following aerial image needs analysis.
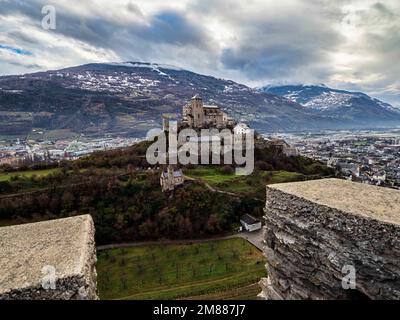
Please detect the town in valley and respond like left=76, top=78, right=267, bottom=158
left=275, top=129, right=400, bottom=189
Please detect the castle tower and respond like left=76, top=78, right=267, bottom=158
left=168, top=165, right=174, bottom=178
left=191, top=94, right=204, bottom=128
left=162, top=115, right=170, bottom=132
left=162, top=113, right=178, bottom=132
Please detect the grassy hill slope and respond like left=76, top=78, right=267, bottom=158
left=0, top=140, right=334, bottom=244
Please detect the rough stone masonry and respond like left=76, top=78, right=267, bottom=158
left=260, top=178, right=400, bottom=300
left=0, top=215, right=98, bottom=300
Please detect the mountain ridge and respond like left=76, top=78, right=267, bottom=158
left=262, top=84, right=400, bottom=114
left=0, top=63, right=399, bottom=138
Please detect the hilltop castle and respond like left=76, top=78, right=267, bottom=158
left=162, top=95, right=236, bottom=132
left=181, top=95, right=235, bottom=129
left=160, top=95, right=239, bottom=192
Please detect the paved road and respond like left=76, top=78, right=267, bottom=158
left=237, top=229, right=264, bottom=251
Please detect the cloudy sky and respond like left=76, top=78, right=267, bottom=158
left=1, top=0, right=399, bottom=106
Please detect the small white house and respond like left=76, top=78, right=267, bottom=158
left=240, top=214, right=262, bottom=232
left=233, top=123, right=251, bottom=135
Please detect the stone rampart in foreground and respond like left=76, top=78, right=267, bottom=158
left=0, top=215, right=97, bottom=300
left=260, top=179, right=400, bottom=300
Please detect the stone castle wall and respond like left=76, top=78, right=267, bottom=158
left=260, top=179, right=400, bottom=300
left=0, top=215, right=98, bottom=300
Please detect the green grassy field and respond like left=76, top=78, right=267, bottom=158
left=179, top=283, right=261, bottom=300
left=0, top=168, right=60, bottom=182
left=97, top=238, right=266, bottom=300
left=184, top=166, right=306, bottom=198
left=184, top=166, right=237, bottom=184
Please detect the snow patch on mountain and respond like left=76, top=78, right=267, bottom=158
left=56, top=70, right=161, bottom=93
left=373, top=98, right=400, bottom=113
left=263, top=85, right=400, bottom=114
left=298, top=91, right=356, bottom=111
left=108, top=62, right=183, bottom=71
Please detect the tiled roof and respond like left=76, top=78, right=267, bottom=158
left=161, top=169, right=183, bottom=178
left=240, top=214, right=261, bottom=225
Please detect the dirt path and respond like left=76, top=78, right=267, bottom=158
left=184, top=175, right=264, bottom=201
left=97, top=230, right=264, bottom=252
left=97, top=234, right=240, bottom=251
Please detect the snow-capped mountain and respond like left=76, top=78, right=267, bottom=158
left=0, top=62, right=318, bottom=137
left=262, top=84, right=400, bottom=118
left=0, top=64, right=399, bottom=138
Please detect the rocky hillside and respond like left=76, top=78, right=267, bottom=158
left=1, top=63, right=399, bottom=138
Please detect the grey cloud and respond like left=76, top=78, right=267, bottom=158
left=340, top=1, right=400, bottom=100
left=144, top=11, right=210, bottom=48
left=0, top=0, right=399, bottom=106
left=0, top=0, right=42, bottom=25
left=1, top=0, right=210, bottom=51
left=214, top=2, right=344, bottom=82
left=372, top=2, right=395, bottom=19
left=8, top=60, right=42, bottom=69
left=7, top=30, right=39, bottom=44
left=126, top=2, right=144, bottom=19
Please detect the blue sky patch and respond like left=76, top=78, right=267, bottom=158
left=0, top=44, right=33, bottom=56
